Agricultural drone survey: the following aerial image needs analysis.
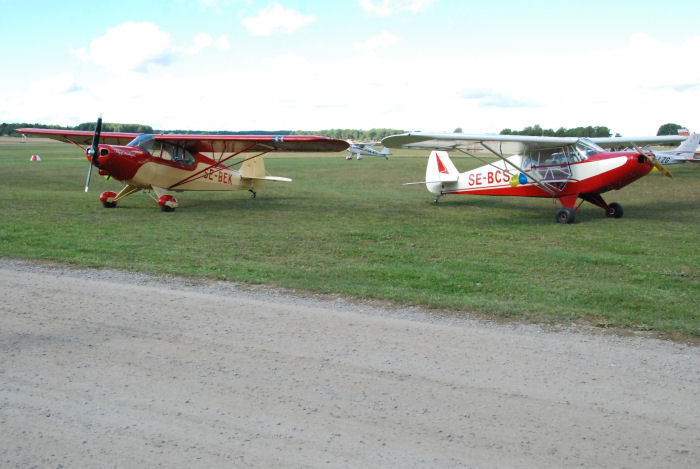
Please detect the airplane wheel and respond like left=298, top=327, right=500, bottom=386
left=345, top=155, right=352, bottom=160
left=606, top=202, right=624, bottom=218
left=556, top=207, right=576, bottom=224
left=160, top=205, right=175, bottom=212
left=102, top=201, right=117, bottom=208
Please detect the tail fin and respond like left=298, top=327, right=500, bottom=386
left=426, top=151, right=459, bottom=194
left=380, top=147, right=390, bottom=156
left=240, top=157, right=267, bottom=190
left=240, top=156, right=292, bottom=188
left=240, top=156, right=265, bottom=179
left=675, top=133, right=700, bottom=152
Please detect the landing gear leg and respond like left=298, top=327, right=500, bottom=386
left=249, top=189, right=257, bottom=199
left=433, top=194, right=442, bottom=204
left=580, top=193, right=623, bottom=219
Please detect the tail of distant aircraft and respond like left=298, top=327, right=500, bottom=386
left=380, top=147, right=390, bottom=158
left=425, top=151, right=459, bottom=194
left=653, top=133, right=700, bottom=164
left=675, top=133, right=700, bottom=153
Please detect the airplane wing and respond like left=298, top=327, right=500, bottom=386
left=382, top=132, right=685, bottom=154
left=15, top=128, right=140, bottom=146
left=152, top=134, right=349, bottom=154
left=15, top=129, right=350, bottom=153
left=591, top=135, right=685, bottom=148
left=382, top=132, right=579, bottom=154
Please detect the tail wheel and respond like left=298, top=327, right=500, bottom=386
left=556, top=207, right=576, bottom=224
left=606, top=202, right=624, bottom=218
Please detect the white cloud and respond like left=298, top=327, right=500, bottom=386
left=216, top=35, right=230, bottom=51
left=359, top=0, right=436, bottom=16
left=192, top=32, right=213, bottom=52
left=460, top=89, right=539, bottom=109
left=241, top=2, right=316, bottom=36
left=28, top=72, right=83, bottom=95
left=355, top=31, right=400, bottom=51
left=70, top=22, right=174, bottom=72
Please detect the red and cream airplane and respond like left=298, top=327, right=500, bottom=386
left=382, top=131, right=684, bottom=223
left=17, top=117, right=348, bottom=211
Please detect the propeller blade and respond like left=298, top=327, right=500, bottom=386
left=632, top=143, right=672, bottom=179
left=652, top=158, right=673, bottom=178
left=85, top=115, right=103, bottom=192
left=84, top=163, right=93, bottom=192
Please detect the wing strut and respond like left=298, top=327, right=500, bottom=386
left=480, top=142, right=558, bottom=196
left=168, top=142, right=266, bottom=189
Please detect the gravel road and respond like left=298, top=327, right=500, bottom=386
left=1, top=258, right=698, bottom=468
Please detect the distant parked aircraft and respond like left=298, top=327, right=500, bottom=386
left=651, top=133, right=700, bottom=164
left=346, top=141, right=390, bottom=160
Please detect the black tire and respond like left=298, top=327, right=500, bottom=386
left=556, top=207, right=576, bottom=224
left=606, top=202, right=623, bottom=218
left=160, top=205, right=175, bottom=212
left=102, top=201, right=117, bottom=208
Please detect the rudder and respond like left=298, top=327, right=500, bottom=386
left=426, top=151, right=459, bottom=194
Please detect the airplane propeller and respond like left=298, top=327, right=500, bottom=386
left=85, top=114, right=103, bottom=192
left=632, top=143, right=672, bottom=178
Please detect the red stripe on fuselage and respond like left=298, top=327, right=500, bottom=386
left=448, top=152, right=652, bottom=199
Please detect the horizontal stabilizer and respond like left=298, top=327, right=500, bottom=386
left=403, top=180, right=446, bottom=185
left=241, top=175, right=292, bottom=182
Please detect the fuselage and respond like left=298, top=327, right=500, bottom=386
left=437, top=151, right=653, bottom=200
left=90, top=144, right=250, bottom=191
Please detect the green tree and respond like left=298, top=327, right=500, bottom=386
left=657, top=123, right=684, bottom=136
left=500, top=125, right=612, bottom=137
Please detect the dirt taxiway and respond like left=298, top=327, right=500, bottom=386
left=1, top=259, right=698, bottom=468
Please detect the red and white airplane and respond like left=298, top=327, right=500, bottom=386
left=382, top=132, right=684, bottom=223
left=17, top=117, right=348, bottom=211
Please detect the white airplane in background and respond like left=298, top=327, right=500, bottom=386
left=345, top=141, right=390, bottom=160
left=650, top=132, right=700, bottom=165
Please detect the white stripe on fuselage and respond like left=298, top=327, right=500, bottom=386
left=570, top=156, right=627, bottom=181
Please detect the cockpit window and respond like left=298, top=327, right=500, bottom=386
left=153, top=142, right=195, bottom=166
left=127, top=134, right=156, bottom=154
left=126, top=135, right=195, bottom=165
left=575, top=138, right=603, bottom=159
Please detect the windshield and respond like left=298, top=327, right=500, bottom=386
left=127, top=134, right=155, bottom=154
left=575, top=138, right=603, bottom=158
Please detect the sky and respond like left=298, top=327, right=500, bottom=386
left=1, top=0, right=699, bottom=136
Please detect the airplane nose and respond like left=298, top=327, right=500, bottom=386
left=97, top=147, right=110, bottom=165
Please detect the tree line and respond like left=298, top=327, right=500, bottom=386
left=1, top=122, right=154, bottom=136
left=3, top=122, right=686, bottom=138
left=499, top=123, right=686, bottom=137
left=499, top=125, right=614, bottom=138
left=291, top=128, right=406, bottom=141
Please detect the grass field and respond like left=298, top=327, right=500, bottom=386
left=1, top=137, right=698, bottom=341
